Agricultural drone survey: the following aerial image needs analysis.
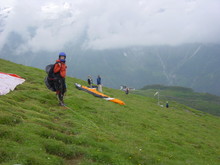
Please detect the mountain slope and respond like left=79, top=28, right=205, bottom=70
left=1, top=43, right=220, bottom=95
left=0, top=43, right=220, bottom=96
left=0, top=58, right=220, bottom=165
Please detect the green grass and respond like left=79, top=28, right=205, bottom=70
left=133, top=85, right=220, bottom=116
left=0, top=58, right=220, bottom=165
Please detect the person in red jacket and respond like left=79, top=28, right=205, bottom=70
left=53, top=52, right=67, bottom=106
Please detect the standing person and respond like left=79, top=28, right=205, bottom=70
left=53, top=52, right=67, bottom=106
left=97, top=75, right=102, bottom=92
left=125, top=87, right=129, bottom=95
left=87, top=75, right=93, bottom=88
left=166, top=101, right=169, bottom=108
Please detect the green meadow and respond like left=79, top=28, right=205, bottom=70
left=132, top=85, right=220, bottom=116
left=0, top=59, right=219, bottom=165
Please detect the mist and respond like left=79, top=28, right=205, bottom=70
left=1, top=0, right=220, bottom=53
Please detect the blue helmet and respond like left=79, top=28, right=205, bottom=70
left=59, top=52, right=66, bottom=62
left=59, top=52, right=66, bottom=58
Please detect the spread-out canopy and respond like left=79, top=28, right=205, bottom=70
left=0, top=72, right=25, bottom=95
left=75, top=83, right=125, bottom=105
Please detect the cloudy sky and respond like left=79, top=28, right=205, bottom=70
left=1, top=0, right=220, bottom=52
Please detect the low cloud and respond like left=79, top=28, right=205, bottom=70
left=1, top=0, right=220, bottom=53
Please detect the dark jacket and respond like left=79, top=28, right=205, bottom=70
left=88, top=78, right=93, bottom=85
left=97, top=77, right=101, bottom=85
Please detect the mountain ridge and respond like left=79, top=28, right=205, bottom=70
left=1, top=42, right=220, bottom=95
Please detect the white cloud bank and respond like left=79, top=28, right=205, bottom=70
left=1, top=0, right=220, bottom=52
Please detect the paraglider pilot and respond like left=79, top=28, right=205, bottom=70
left=97, top=75, right=102, bottom=92
left=53, top=52, right=67, bottom=106
left=88, top=76, right=93, bottom=88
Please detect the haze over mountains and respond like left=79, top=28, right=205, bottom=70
left=0, top=1, right=220, bottom=96
left=1, top=38, right=220, bottom=96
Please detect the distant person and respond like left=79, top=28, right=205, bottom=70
left=125, top=87, right=129, bottom=95
left=87, top=76, right=93, bottom=88
left=166, top=101, right=169, bottom=108
left=53, top=52, right=67, bottom=106
left=97, top=75, right=102, bottom=92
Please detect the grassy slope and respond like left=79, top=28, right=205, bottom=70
left=0, top=59, right=220, bottom=165
left=132, top=86, right=220, bottom=116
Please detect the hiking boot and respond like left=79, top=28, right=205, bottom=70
left=59, top=101, right=65, bottom=106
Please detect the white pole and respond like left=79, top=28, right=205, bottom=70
left=158, top=91, right=160, bottom=105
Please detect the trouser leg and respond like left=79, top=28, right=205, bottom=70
left=98, top=85, right=102, bottom=92
left=54, top=78, right=66, bottom=106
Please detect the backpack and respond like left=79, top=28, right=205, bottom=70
left=45, top=64, right=56, bottom=91
left=46, top=64, right=55, bottom=79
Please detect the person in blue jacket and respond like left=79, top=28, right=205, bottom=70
left=97, top=75, right=102, bottom=92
